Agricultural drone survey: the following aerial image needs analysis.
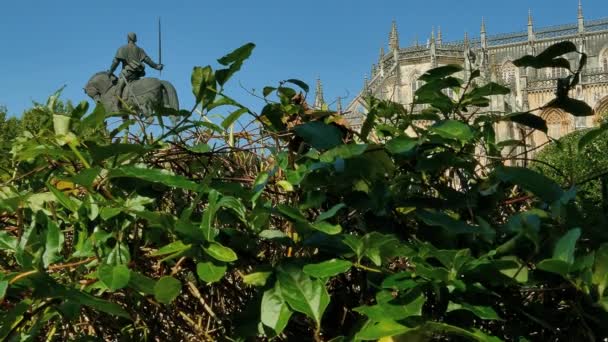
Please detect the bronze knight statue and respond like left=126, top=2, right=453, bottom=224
left=84, top=32, right=178, bottom=113
left=109, top=32, right=164, bottom=101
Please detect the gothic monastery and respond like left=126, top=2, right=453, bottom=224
left=316, top=2, right=608, bottom=150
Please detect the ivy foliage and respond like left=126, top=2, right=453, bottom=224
left=1, top=42, right=608, bottom=341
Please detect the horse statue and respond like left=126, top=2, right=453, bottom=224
left=84, top=72, right=179, bottom=113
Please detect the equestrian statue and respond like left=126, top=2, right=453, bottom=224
left=84, top=32, right=179, bottom=113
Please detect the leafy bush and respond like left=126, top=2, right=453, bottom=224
left=1, top=41, right=608, bottom=341
left=532, top=128, right=608, bottom=229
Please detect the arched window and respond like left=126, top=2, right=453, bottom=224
left=501, top=61, right=517, bottom=84
left=599, top=48, right=608, bottom=71
left=545, top=110, right=566, bottom=138
left=410, top=73, right=423, bottom=101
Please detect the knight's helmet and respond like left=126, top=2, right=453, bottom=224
left=127, top=32, right=137, bottom=43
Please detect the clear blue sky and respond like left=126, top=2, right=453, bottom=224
left=0, top=0, right=604, bottom=117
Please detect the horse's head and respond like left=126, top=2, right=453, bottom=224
left=84, top=72, right=117, bottom=101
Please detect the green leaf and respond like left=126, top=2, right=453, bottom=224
left=430, top=120, right=474, bottom=142
left=354, top=292, right=425, bottom=321
left=382, top=272, right=419, bottom=290
left=285, top=79, right=310, bottom=93
left=496, top=166, right=564, bottom=203
left=0, top=232, right=17, bottom=251
left=98, top=264, right=131, bottom=291
left=89, top=143, right=152, bottom=163
left=277, top=204, right=308, bottom=223
left=277, top=180, right=294, bottom=192
left=128, top=272, right=157, bottom=295
left=303, top=259, right=353, bottom=278
left=579, top=123, right=608, bottom=150
left=342, top=235, right=364, bottom=258
left=294, top=121, right=343, bottom=150
left=417, top=210, right=477, bottom=235
left=497, top=256, right=528, bottom=283
left=154, top=276, right=181, bottom=304
left=261, top=103, right=286, bottom=131
left=53, top=114, right=71, bottom=136
left=69, top=167, right=101, bottom=189
left=311, top=221, right=342, bottom=235
left=215, top=43, right=256, bottom=86
left=319, top=144, right=367, bottom=163
left=594, top=244, right=608, bottom=296
left=218, top=195, right=247, bottom=222
left=315, top=203, right=346, bottom=222
left=502, top=112, right=548, bottom=133
left=81, top=103, right=106, bottom=130
left=514, top=42, right=576, bottom=69
left=191, top=65, right=216, bottom=106
left=151, top=241, right=192, bottom=257
left=204, top=242, right=238, bottom=262
left=251, top=172, right=270, bottom=203
left=553, top=228, right=581, bottom=264
left=537, top=259, right=571, bottom=276
left=70, top=100, right=89, bottom=119
left=355, top=320, right=411, bottom=341
left=277, top=265, right=329, bottom=327
left=469, top=82, right=510, bottom=97
left=385, top=136, right=418, bottom=155
left=0, top=302, right=29, bottom=339
left=360, top=99, right=377, bottom=142
left=43, top=221, right=64, bottom=268
left=263, top=86, right=277, bottom=97
left=537, top=41, right=577, bottom=62
left=447, top=302, right=501, bottom=320
left=221, top=108, right=249, bottom=129
left=197, top=261, right=227, bottom=283
left=242, top=270, right=273, bottom=287
left=46, top=182, right=79, bottom=213
left=419, top=64, right=463, bottom=82
left=201, top=190, right=221, bottom=241
left=187, top=143, right=211, bottom=153
left=31, top=274, right=130, bottom=319
left=0, top=281, right=7, bottom=300
left=100, top=207, right=122, bottom=220
left=261, top=283, right=293, bottom=334
left=547, top=97, right=593, bottom=117
left=217, top=42, right=256, bottom=66
left=424, top=322, right=502, bottom=341
left=108, top=166, right=205, bottom=192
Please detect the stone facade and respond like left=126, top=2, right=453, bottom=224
left=342, top=2, right=608, bottom=151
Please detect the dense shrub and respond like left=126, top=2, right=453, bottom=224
left=1, top=42, right=607, bottom=341
left=532, top=128, right=608, bottom=229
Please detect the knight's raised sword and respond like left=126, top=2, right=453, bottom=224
left=158, top=17, right=162, bottom=78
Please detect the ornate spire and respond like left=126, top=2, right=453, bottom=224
left=481, top=17, right=488, bottom=49
left=430, top=27, right=437, bottom=67
left=464, top=31, right=469, bottom=48
left=379, top=47, right=385, bottom=60
left=578, top=0, right=585, bottom=33
left=314, top=77, right=325, bottom=109
left=364, top=74, right=370, bottom=93
left=437, top=26, right=442, bottom=46
left=336, top=97, right=342, bottom=114
left=389, top=20, right=400, bottom=51
left=528, top=9, right=535, bottom=41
